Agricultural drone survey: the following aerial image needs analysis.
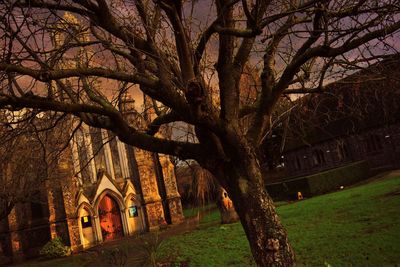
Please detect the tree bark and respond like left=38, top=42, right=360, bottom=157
left=236, top=181, right=295, bottom=266
left=206, top=142, right=295, bottom=267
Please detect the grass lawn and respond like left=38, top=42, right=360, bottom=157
left=159, top=175, right=400, bottom=266
left=182, top=203, right=217, bottom=218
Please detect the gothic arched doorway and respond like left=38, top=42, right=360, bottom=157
left=98, top=195, right=123, bottom=241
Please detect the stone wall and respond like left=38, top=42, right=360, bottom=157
left=57, top=147, right=82, bottom=251
left=134, top=149, right=166, bottom=230
left=158, top=154, right=184, bottom=224
left=42, top=117, right=79, bottom=251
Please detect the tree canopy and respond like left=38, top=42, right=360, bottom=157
left=1, top=1, right=400, bottom=266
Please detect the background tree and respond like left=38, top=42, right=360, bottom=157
left=176, top=161, right=239, bottom=224
left=1, top=1, right=400, bottom=266
left=0, top=110, right=63, bottom=221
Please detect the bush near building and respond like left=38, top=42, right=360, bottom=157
left=39, top=237, right=71, bottom=260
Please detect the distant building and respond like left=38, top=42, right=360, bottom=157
left=270, top=56, right=400, bottom=182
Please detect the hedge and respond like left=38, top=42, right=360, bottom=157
left=266, top=161, right=370, bottom=200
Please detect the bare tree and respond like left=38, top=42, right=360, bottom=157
left=1, top=1, right=400, bottom=265
left=0, top=110, right=60, bottom=221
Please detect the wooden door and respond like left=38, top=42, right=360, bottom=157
left=98, top=195, right=123, bottom=241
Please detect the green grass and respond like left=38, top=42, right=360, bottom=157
left=182, top=203, right=217, bottom=218
left=282, top=175, right=400, bottom=266
left=159, top=223, right=255, bottom=266
left=160, top=175, right=400, bottom=266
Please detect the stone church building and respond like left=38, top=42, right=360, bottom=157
left=0, top=13, right=184, bottom=263
left=0, top=105, right=184, bottom=262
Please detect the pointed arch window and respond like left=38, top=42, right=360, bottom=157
left=366, top=134, right=383, bottom=152
left=312, top=149, right=326, bottom=167
left=108, top=131, right=123, bottom=179
left=75, top=129, right=91, bottom=183
left=89, top=127, right=107, bottom=172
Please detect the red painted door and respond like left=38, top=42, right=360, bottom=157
left=98, top=195, right=123, bottom=241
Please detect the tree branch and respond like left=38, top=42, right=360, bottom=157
left=0, top=63, right=158, bottom=88
left=0, top=95, right=203, bottom=160
left=146, top=111, right=183, bottom=136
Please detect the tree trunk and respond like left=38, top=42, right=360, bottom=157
left=207, top=147, right=295, bottom=266
left=234, top=180, right=295, bottom=266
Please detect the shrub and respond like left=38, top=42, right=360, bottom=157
left=100, top=247, right=128, bottom=267
left=39, top=237, right=71, bottom=260
left=267, top=161, right=371, bottom=200
left=307, top=160, right=370, bottom=194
